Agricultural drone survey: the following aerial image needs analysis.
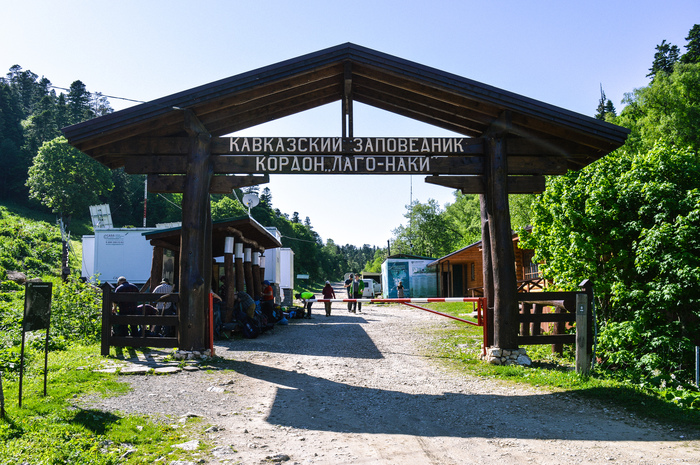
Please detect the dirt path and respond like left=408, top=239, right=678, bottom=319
left=90, top=285, right=700, bottom=464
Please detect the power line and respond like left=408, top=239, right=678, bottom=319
left=281, top=235, right=318, bottom=244
left=157, top=193, right=182, bottom=210
left=49, top=85, right=146, bottom=104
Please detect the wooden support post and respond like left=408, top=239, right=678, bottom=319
left=553, top=306, right=565, bottom=355
left=259, top=253, right=266, bottom=283
left=150, top=246, right=164, bottom=292
left=532, top=304, right=543, bottom=336
left=244, top=247, right=254, bottom=297
left=485, top=116, right=519, bottom=350
left=479, top=195, right=495, bottom=348
left=252, top=252, right=262, bottom=300
left=521, top=302, right=531, bottom=337
left=100, top=282, right=113, bottom=356
left=179, top=110, right=212, bottom=351
left=235, top=243, right=245, bottom=293
left=223, top=241, right=235, bottom=323
left=576, top=292, right=590, bottom=374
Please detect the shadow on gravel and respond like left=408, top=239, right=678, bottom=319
left=225, top=359, right=689, bottom=443
left=218, top=320, right=383, bottom=359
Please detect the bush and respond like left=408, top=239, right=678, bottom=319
left=0, top=281, right=22, bottom=292
left=0, top=347, right=24, bottom=377
left=50, top=276, right=102, bottom=344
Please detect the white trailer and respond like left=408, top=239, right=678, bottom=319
left=82, top=228, right=155, bottom=286
left=263, top=247, right=294, bottom=287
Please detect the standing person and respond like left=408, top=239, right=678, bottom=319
left=115, top=276, right=139, bottom=336
left=261, top=280, right=275, bottom=320
left=397, top=280, right=405, bottom=299
left=295, top=291, right=315, bottom=319
left=349, top=274, right=365, bottom=313
left=344, top=273, right=354, bottom=312
left=321, top=281, right=336, bottom=317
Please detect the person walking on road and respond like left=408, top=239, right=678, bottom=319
left=344, top=273, right=354, bottom=312
left=321, top=281, right=336, bottom=317
left=349, top=274, right=364, bottom=313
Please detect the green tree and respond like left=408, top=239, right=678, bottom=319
left=5, top=65, right=42, bottom=115
left=442, top=192, right=481, bottom=248
left=680, top=24, right=700, bottom=64
left=66, top=80, right=94, bottom=124
left=26, top=137, right=113, bottom=226
left=648, top=39, right=680, bottom=79
left=0, top=82, right=25, bottom=201
left=364, top=247, right=388, bottom=273
left=211, top=195, right=247, bottom=220
left=391, top=199, right=457, bottom=258
left=595, top=86, right=617, bottom=120
left=617, top=62, right=700, bottom=154
left=521, top=142, right=700, bottom=382
left=90, top=91, right=113, bottom=117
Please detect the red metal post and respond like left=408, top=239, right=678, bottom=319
left=209, top=293, right=215, bottom=356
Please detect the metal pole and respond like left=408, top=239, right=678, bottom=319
left=143, top=176, right=148, bottom=227
left=18, top=329, right=25, bottom=407
left=695, top=346, right=699, bottom=387
left=43, top=326, right=50, bottom=396
left=0, top=371, right=5, bottom=418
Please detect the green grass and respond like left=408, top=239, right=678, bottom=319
left=0, top=344, right=217, bottom=464
left=422, top=302, right=700, bottom=430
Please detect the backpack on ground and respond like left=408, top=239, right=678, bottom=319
left=239, top=317, right=259, bottom=339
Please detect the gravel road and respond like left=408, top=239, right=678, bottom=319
left=88, top=288, right=700, bottom=464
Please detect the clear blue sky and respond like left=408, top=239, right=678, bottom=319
left=2, top=1, right=698, bottom=247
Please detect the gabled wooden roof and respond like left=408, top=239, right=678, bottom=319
left=143, top=216, right=282, bottom=254
left=63, top=43, right=629, bottom=170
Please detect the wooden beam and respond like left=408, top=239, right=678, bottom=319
left=125, top=154, right=485, bottom=175
left=125, top=153, right=570, bottom=176
left=149, top=246, right=164, bottom=292
left=147, top=174, right=270, bottom=193
left=149, top=239, right=180, bottom=252
left=425, top=175, right=545, bottom=193
left=223, top=227, right=262, bottom=251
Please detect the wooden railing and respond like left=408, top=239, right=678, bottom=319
left=517, top=277, right=546, bottom=292
left=100, top=282, right=180, bottom=356
left=516, top=280, right=593, bottom=354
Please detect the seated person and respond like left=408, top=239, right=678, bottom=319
left=115, top=276, right=139, bottom=336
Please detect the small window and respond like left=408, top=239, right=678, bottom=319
left=470, top=262, right=476, bottom=281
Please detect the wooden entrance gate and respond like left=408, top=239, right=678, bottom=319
left=63, top=44, right=628, bottom=352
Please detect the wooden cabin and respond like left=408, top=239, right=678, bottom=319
left=429, top=232, right=542, bottom=297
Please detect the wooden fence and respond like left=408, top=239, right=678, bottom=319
left=100, top=282, right=180, bottom=356
left=516, top=280, right=593, bottom=359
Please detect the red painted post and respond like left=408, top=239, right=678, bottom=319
left=209, top=292, right=215, bottom=356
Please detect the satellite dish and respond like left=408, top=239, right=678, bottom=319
left=242, top=194, right=259, bottom=208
